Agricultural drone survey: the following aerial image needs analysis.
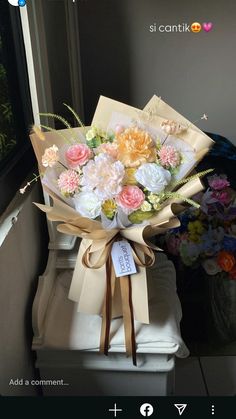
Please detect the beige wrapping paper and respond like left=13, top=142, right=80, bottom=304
left=92, top=96, right=214, bottom=154
left=68, top=237, right=150, bottom=322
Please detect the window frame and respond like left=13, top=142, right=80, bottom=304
left=0, top=1, right=34, bottom=214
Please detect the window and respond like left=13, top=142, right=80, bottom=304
left=0, top=0, right=34, bottom=214
left=0, top=33, right=16, bottom=163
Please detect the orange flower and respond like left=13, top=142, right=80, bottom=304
left=217, top=251, right=235, bottom=272
left=116, top=127, right=156, bottom=167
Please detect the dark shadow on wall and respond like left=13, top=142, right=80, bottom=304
left=41, top=0, right=73, bottom=118
left=77, top=0, right=132, bottom=124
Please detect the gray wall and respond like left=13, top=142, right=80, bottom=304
left=77, top=0, right=236, bottom=144
left=0, top=184, right=48, bottom=396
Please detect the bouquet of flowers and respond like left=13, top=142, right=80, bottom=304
left=26, top=96, right=214, bottom=364
left=164, top=174, right=236, bottom=279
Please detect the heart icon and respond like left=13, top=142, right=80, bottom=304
left=203, top=22, right=213, bottom=32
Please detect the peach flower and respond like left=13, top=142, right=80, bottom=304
left=161, top=119, right=187, bottom=135
left=96, top=142, right=118, bottom=159
left=81, top=153, right=125, bottom=200
left=115, top=127, right=156, bottom=167
left=42, top=145, right=59, bottom=168
left=66, top=144, right=92, bottom=168
left=116, top=185, right=145, bottom=211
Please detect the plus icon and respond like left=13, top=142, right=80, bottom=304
left=108, top=403, right=123, bottom=417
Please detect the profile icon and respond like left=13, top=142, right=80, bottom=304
left=8, top=0, right=27, bottom=7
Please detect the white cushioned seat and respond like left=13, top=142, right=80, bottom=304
left=41, top=253, right=189, bottom=358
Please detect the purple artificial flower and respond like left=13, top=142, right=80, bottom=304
left=211, top=190, right=232, bottom=205
left=208, top=174, right=230, bottom=191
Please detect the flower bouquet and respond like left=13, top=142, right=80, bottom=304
left=163, top=173, right=236, bottom=342
left=28, top=96, right=214, bottom=364
left=164, top=174, right=236, bottom=277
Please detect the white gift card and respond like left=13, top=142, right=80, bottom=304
left=111, top=240, right=137, bottom=277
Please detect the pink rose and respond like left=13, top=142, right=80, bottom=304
left=66, top=144, right=92, bottom=168
left=208, top=175, right=230, bottom=191
left=116, top=185, right=145, bottom=210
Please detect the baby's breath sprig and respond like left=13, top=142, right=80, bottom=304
left=186, top=114, right=209, bottom=131
left=19, top=173, right=42, bottom=195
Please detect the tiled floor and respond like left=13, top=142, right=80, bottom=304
left=175, top=356, right=236, bottom=396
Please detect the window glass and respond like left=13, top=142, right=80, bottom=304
left=0, top=2, right=34, bottom=214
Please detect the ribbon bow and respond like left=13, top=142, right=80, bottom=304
left=82, top=234, right=156, bottom=365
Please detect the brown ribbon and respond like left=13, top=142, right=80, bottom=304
left=120, top=275, right=137, bottom=366
left=82, top=235, right=155, bottom=366
left=100, top=255, right=116, bottom=356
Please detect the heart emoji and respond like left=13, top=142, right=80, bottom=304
left=203, top=22, right=213, bottom=32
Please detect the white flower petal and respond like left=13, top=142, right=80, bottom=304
left=135, top=163, right=171, bottom=193
left=73, top=192, right=101, bottom=219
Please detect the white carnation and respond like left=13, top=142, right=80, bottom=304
left=135, top=163, right=171, bottom=193
left=73, top=191, right=101, bottom=219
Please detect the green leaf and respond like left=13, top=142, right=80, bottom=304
left=86, top=137, right=102, bottom=148
left=128, top=210, right=156, bottom=224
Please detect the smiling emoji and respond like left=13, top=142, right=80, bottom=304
left=191, top=22, right=202, bottom=33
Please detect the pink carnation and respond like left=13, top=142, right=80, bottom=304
left=208, top=175, right=230, bottom=191
left=116, top=185, right=145, bottom=211
left=58, top=170, right=80, bottom=195
left=66, top=144, right=92, bottom=168
left=158, top=145, right=181, bottom=169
